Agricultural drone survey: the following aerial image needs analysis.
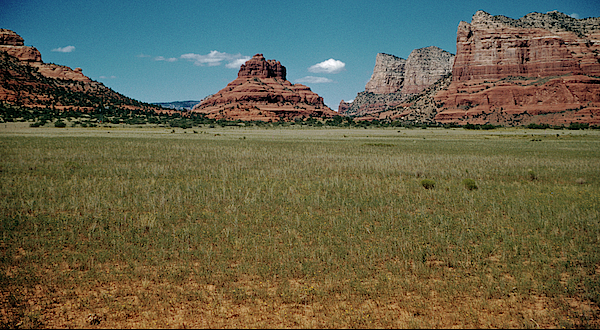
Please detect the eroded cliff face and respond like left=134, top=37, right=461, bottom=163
left=452, top=11, right=600, bottom=81
left=403, top=46, right=455, bottom=95
left=364, top=53, right=406, bottom=94
left=434, top=11, right=600, bottom=125
left=191, top=54, right=336, bottom=121
left=341, top=46, right=454, bottom=117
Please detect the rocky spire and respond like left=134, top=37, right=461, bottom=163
left=238, top=54, right=286, bottom=79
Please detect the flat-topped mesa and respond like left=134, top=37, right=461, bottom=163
left=452, top=10, right=600, bottom=82
left=238, top=54, right=286, bottom=79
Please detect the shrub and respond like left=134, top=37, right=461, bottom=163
left=54, top=120, right=66, bottom=128
left=568, top=122, right=589, bottom=130
left=462, top=178, right=478, bottom=190
left=528, top=169, right=537, bottom=181
left=420, top=179, right=436, bottom=189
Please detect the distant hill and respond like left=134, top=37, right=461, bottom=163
left=0, top=28, right=169, bottom=114
left=153, top=100, right=201, bottom=111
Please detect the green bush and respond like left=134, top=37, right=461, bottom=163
left=528, top=169, right=537, bottom=181
left=54, top=120, right=66, bottom=128
left=420, top=179, right=436, bottom=189
left=462, top=178, right=478, bottom=190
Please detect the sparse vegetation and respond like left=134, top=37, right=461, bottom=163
left=420, top=178, right=436, bottom=189
left=461, top=178, right=478, bottom=190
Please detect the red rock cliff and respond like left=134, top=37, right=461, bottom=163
left=238, top=54, right=286, bottom=79
left=452, top=11, right=600, bottom=81
left=434, top=11, right=600, bottom=126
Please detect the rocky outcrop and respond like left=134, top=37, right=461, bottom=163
left=0, top=29, right=89, bottom=81
left=434, top=11, right=600, bottom=126
left=0, top=29, right=164, bottom=113
left=341, top=46, right=454, bottom=117
left=191, top=54, right=337, bottom=121
left=238, top=54, right=286, bottom=79
left=0, top=29, right=42, bottom=63
left=403, top=46, right=455, bottom=95
left=338, top=100, right=351, bottom=114
left=0, top=29, right=24, bottom=46
left=365, top=53, right=406, bottom=94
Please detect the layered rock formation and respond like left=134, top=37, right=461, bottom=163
left=192, top=54, right=337, bottom=121
left=0, top=29, right=42, bottom=63
left=0, top=29, right=164, bottom=113
left=403, top=46, right=455, bottom=94
left=364, top=53, right=406, bottom=94
left=340, top=46, right=454, bottom=117
left=434, top=11, right=600, bottom=125
left=0, top=29, right=89, bottom=81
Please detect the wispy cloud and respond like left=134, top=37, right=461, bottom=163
left=295, top=76, right=334, bottom=84
left=181, top=51, right=250, bottom=68
left=226, top=57, right=251, bottom=69
left=52, top=45, right=75, bottom=53
left=569, top=13, right=580, bottom=19
left=155, top=56, right=178, bottom=62
left=136, top=54, right=151, bottom=58
left=99, top=75, right=117, bottom=79
left=308, top=59, right=345, bottom=74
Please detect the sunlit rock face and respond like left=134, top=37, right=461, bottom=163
left=191, top=54, right=337, bottom=121
left=434, top=11, right=600, bottom=126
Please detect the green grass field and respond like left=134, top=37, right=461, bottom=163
left=1, top=124, right=599, bottom=328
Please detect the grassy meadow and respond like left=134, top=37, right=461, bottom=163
left=1, top=123, right=599, bottom=328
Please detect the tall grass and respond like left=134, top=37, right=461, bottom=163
left=1, top=127, right=599, bottom=328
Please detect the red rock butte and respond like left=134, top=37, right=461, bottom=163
left=191, top=54, right=337, bottom=121
left=433, top=11, right=600, bottom=126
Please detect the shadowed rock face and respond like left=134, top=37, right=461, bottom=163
left=434, top=11, right=600, bottom=126
left=191, top=54, right=337, bottom=121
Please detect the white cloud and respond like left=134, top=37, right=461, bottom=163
left=99, top=75, right=117, bottom=79
left=226, top=57, right=251, bottom=69
left=52, top=45, right=75, bottom=53
left=308, top=58, right=345, bottom=74
left=181, top=51, right=249, bottom=68
left=155, top=56, right=178, bottom=62
left=136, top=54, right=151, bottom=58
left=295, top=76, right=334, bottom=84
left=569, top=13, right=580, bottom=19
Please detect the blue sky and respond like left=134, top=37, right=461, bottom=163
left=2, top=0, right=599, bottom=110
